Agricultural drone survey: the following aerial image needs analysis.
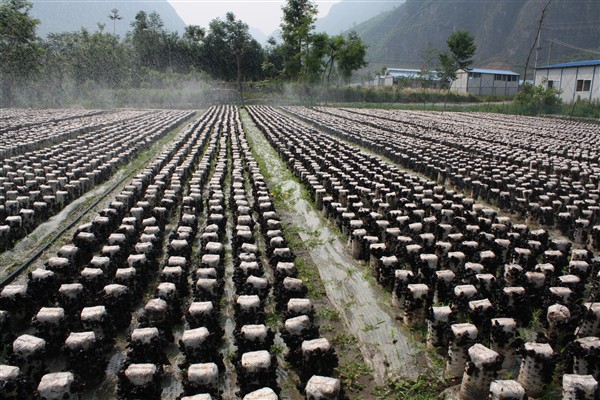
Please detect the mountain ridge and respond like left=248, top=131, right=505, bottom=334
left=315, top=0, right=399, bottom=35
left=30, top=0, right=186, bottom=37
left=349, top=0, right=600, bottom=73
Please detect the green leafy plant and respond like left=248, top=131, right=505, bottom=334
left=335, top=360, right=373, bottom=392
left=316, top=307, right=341, bottom=321
left=514, top=78, right=562, bottom=115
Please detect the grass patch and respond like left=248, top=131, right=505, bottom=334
left=270, top=343, right=286, bottom=356
left=316, top=307, right=341, bottom=321
left=335, top=359, right=373, bottom=393
left=332, top=332, right=358, bottom=347
left=283, top=223, right=324, bottom=251
left=373, top=373, right=449, bottom=400
left=361, top=319, right=385, bottom=333
left=265, top=310, right=281, bottom=329
left=294, top=258, right=326, bottom=299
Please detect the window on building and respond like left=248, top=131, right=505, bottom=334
left=547, top=80, right=554, bottom=88
left=468, top=72, right=481, bottom=79
left=577, top=79, right=591, bottom=92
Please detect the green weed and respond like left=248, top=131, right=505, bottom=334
left=316, top=307, right=341, bottom=321
left=335, top=360, right=373, bottom=392
left=332, top=332, right=358, bottom=347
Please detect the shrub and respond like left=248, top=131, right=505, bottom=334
left=513, top=79, right=562, bottom=115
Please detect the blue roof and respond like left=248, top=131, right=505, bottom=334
left=536, top=59, right=600, bottom=69
left=466, top=68, right=519, bottom=76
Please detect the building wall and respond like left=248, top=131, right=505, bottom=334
left=535, top=65, right=600, bottom=102
left=451, top=72, right=519, bottom=97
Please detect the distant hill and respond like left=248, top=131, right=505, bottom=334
left=30, top=0, right=186, bottom=37
left=315, top=0, right=399, bottom=35
left=350, top=0, right=600, bottom=73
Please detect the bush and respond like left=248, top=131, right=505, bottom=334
left=513, top=80, right=562, bottom=115
left=563, top=98, right=600, bottom=119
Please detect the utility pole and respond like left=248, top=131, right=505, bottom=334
left=524, top=0, right=552, bottom=82
left=547, top=40, right=553, bottom=65
left=534, top=27, right=542, bottom=70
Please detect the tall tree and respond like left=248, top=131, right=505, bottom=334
left=108, top=8, right=122, bottom=35
left=261, top=37, right=285, bottom=79
left=129, top=11, right=172, bottom=72
left=446, top=30, right=476, bottom=70
left=201, top=13, right=259, bottom=98
left=323, top=34, right=345, bottom=85
left=0, top=0, right=43, bottom=106
left=438, top=30, right=476, bottom=89
left=280, top=0, right=317, bottom=80
left=224, top=12, right=251, bottom=99
left=44, top=27, right=131, bottom=92
left=303, top=32, right=329, bottom=83
left=336, top=31, right=367, bottom=83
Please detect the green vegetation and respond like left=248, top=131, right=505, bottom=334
left=294, top=258, right=326, bottom=298
left=316, top=307, right=341, bottom=321
left=373, top=373, right=449, bottom=400
left=335, top=359, right=373, bottom=392
left=438, top=30, right=476, bottom=101
left=361, top=319, right=384, bottom=332
left=270, top=343, right=285, bottom=356
left=0, top=0, right=43, bottom=107
left=1, top=0, right=368, bottom=107
left=332, top=332, right=358, bottom=347
left=513, top=78, right=562, bottom=115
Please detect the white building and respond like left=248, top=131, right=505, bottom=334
left=364, top=68, right=442, bottom=88
left=534, top=60, right=600, bottom=103
left=451, top=68, right=520, bottom=97
left=385, top=68, right=442, bottom=89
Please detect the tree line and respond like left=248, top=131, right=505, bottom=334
left=0, top=0, right=368, bottom=106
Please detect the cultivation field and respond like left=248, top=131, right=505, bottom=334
left=0, top=105, right=599, bottom=399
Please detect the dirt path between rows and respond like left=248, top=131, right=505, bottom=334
left=240, top=109, right=422, bottom=385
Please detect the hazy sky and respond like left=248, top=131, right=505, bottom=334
left=168, top=0, right=341, bottom=37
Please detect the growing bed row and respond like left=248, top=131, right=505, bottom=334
left=1, top=105, right=342, bottom=400
left=247, top=105, right=600, bottom=399
left=0, top=110, right=194, bottom=252
left=0, top=106, right=218, bottom=399
left=283, top=106, right=600, bottom=251
left=0, top=109, right=149, bottom=159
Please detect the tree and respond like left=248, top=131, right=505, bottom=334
left=44, top=27, right=132, bottom=92
left=438, top=30, right=476, bottom=89
left=322, top=34, right=345, bottom=85
left=262, top=37, right=285, bottom=80
left=303, top=32, right=329, bottom=83
left=0, top=0, right=43, bottom=106
left=201, top=13, right=259, bottom=99
left=184, top=25, right=205, bottom=43
left=108, top=8, right=122, bottom=35
left=280, top=0, right=318, bottom=80
left=128, top=11, right=178, bottom=73
left=336, top=31, right=367, bottom=83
